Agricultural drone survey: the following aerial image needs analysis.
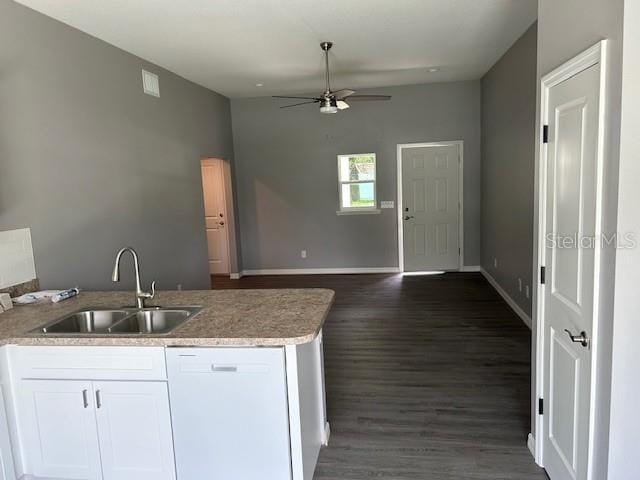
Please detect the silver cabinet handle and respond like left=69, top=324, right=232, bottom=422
left=564, top=329, right=589, bottom=347
left=96, top=390, right=102, bottom=409
left=82, top=389, right=89, bottom=409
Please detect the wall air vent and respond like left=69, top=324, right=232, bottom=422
left=142, top=69, right=160, bottom=97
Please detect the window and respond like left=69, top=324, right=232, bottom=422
left=337, top=153, right=378, bottom=213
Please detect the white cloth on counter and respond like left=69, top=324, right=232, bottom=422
left=12, top=290, right=63, bottom=305
left=12, top=288, right=80, bottom=305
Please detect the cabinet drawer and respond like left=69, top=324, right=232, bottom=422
left=11, top=346, right=167, bottom=381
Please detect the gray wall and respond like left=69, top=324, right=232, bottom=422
left=0, top=0, right=234, bottom=290
left=533, top=1, right=624, bottom=475
left=480, top=23, right=537, bottom=316
left=231, top=81, right=481, bottom=271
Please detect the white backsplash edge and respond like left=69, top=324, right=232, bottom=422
left=0, top=228, right=37, bottom=289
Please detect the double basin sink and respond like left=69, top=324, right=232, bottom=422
left=31, top=306, right=202, bottom=335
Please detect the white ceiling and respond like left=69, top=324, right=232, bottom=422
left=15, top=0, right=537, bottom=98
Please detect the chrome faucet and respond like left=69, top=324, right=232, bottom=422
left=111, top=247, right=156, bottom=309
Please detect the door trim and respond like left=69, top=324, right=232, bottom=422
left=396, top=141, right=464, bottom=272
left=533, top=40, right=608, bottom=475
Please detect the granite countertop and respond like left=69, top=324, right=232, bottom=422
left=0, top=289, right=334, bottom=347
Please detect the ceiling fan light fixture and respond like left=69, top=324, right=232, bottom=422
left=274, top=41, right=391, bottom=113
left=319, top=97, right=338, bottom=114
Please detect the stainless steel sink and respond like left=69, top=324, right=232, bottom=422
left=109, top=308, right=199, bottom=334
left=38, top=310, right=131, bottom=334
left=32, top=306, right=202, bottom=335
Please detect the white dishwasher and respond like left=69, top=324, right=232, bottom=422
left=166, top=347, right=292, bottom=480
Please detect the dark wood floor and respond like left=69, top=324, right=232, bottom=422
left=212, top=272, right=546, bottom=479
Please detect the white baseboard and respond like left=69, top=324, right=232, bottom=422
left=240, top=266, right=484, bottom=276
left=241, top=267, right=401, bottom=276
left=322, top=422, right=331, bottom=447
left=481, top=268, right=532, bottom=329
left=527, top=432, right=536, bottom=458
left=460, top=265, right=481, bottom=272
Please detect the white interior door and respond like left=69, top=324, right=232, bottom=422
left=402, top=144, right=460, bottom=271
left=542, top=63, right=600, bottom=480
left=201, top=159, right=230, bottom=275
left=94, top=381, right=175, bottom=480
left=19, top=380, right=102, bottom=480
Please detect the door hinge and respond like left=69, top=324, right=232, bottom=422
left=542, top=125, right=549, bottom=144
left=538, top=398, right=544, bottom=415
left=540, top=266, right=546, bottom=284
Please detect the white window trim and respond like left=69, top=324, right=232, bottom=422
left=336, top=209, right=381, bottom=215
left=336, top=153, right=379, bottom=215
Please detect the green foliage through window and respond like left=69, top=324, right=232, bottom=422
left=338, top=154, right=377, bottom=210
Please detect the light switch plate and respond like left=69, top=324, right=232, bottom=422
left=380, top=201, right=395, bottom=209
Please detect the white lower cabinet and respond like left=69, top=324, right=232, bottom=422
left=19, top=380, right=175, bottom=480
left=9, top=342, right=328, bottom=480
left=94, top=382, right=176, bottom=480
left=20, top=380, right=102, bottom=480
left=0, top=385, right=16, bottom=480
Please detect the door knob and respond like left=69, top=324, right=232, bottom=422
left=219, top=221, right=225, bottom=226
left=404, top=215, right=415, bottom=220
left=564, top=329, right=589, bottom=347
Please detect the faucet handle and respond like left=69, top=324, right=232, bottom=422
left=140, top=281, right=156, bottom=300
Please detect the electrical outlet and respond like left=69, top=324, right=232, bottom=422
left=494, top=258, right=498, bottom=269
left=518, top=278, right=522, bottom=292
left=525, top=285, right=530, bottom=299
left=301, top=250, right=307, bottom=259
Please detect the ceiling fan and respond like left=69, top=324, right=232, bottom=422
left=273, top=42, right=391, bottom=114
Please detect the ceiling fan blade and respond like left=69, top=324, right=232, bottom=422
left=334, top=89, right=355, bottom=100
left=344, top=95, right=392, bottom=101
left=337, top=100, right=350, bottom=110
left=280, top=100, right=320, bottom=109
left=273, top=95, right=320, bottom=100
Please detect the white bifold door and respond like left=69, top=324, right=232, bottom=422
left=542, top=63, right=600, bottom=480
left=401, top=144, right=461, bottom=271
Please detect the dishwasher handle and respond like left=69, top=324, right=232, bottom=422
left=211, top=365, right=238, bottom=372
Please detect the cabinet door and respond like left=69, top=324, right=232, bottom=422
left=94, top=382, right=175, bottom=480
left=19, top=380, right=101, bottom=479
